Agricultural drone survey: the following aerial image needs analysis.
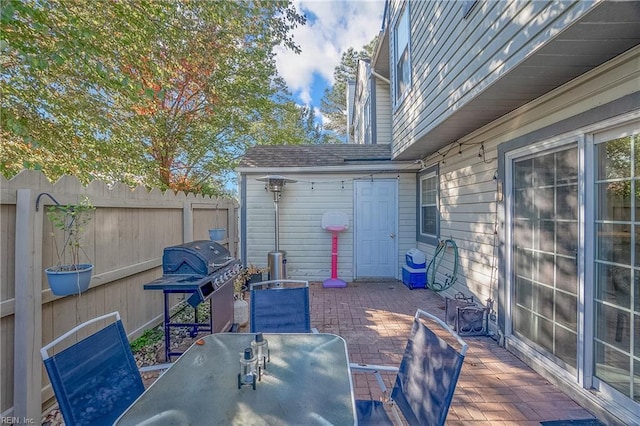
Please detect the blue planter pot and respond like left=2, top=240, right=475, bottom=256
left=209, top=229, right=226, bottom=241
left=45, top=264, right=93, bottom=296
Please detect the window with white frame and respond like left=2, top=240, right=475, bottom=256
left=503, top=115, right=640, bottom=414
left=417, top=165, right=439, bottom=244
left=591, top=123, right=639, bottom=404
left=394, top=4, right=411, bottom=103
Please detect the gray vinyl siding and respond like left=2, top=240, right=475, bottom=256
left=416, top=45, right=640, bottom=316
left=353, top=60, right=392, bottom=145
left=353, top=61, right=371, bottom=145
left=418, top=147, right=499, bottom=305
left=347, top=82, right=356, bottom=144
left=396, top=173, right=417, bottom=276
left=389, top=0, right=598, bottom=158
left=243, top=172, right=416, bottom=282
left=374, top=79, right=392, bottom=144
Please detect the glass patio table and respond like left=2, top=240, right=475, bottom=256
left=115, top=333, right=356, bottom=425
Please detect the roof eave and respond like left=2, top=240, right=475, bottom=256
left=237, top=162, right=420, bottom=175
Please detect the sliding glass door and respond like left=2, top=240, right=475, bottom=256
left=512, top=144, right=579, bottom=371
left=593, top=126, right=639, bottom=403
left=506, top=117, right=640, bottom=419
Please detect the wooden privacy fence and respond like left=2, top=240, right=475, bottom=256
left=0, top=170, right=239, bottom=420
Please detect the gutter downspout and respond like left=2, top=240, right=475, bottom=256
left=371, top=70, right=390, bottom=85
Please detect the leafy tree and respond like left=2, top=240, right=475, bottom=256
left=319, top=37, right=377, bottom=140
left=1, top=0, right=308, bottom=194
left=119, top=1, right=306, bottom=193
left=1, top=0, right=157, bottom=184
left=243, top=81, right=335, bottom=147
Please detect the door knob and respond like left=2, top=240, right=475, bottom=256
left=390, top=233, right=395, bottom=239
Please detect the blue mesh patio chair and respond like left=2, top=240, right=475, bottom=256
left=351, top=309, right=468, bottom=426
left=249, top=279, right=317, bottom=333
left=40, top=312, right=170, bottom=426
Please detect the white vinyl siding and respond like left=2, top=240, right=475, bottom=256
left=375, top=79, right=392, bottom=144
left=243, top=172, right=416, bottom=281
left=353, top=61, right=370, bottom=145
left=353, top=60, right=392, bottom=145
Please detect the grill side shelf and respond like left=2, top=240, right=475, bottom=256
left=142, top=265, right=240, bottom=361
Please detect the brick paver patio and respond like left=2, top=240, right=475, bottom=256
left=309, top=280, right=599, bottom=425
left=43, top=280, right=601, bottom=425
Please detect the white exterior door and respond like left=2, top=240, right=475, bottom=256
left=355, top=180, right=397, bottom=278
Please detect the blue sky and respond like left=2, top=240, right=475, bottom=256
left=274, top=0, right=385, bottom=128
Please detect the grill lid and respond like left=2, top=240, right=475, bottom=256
left=162, top=240, right=232, bottom=276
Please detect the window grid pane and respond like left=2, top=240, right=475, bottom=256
left=593, top=133, right=638, bottom=402
left=420, top=173, right=437, bottom=238
left=394, top=6, right=410, bottom=101
left=512, top=146, right=579, bottom=370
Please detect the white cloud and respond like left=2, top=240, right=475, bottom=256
left=275, top=0, right=385, bottom=107
left=313, top=106, right=330, bottom=126
left=298, top=88, right=313, bottom=105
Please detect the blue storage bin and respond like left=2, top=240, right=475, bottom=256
left=405, top=249, right=426, bottom=269
left=402, top=265, right=427, bottom=290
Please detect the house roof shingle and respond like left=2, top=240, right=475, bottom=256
left=239, top=144, right=394, bottom=168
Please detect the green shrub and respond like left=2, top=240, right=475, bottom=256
left=130, top=327, right=163, bottom=353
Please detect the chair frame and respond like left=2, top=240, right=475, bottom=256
left=41, top=311, right=169, bottom=426
left=249, top=279, right=310, bottom=290
left=350, top=309, right=468, bottom=425
left=41, top=312, right=123, bottom=360
left=249, top=280, right=317, bottom=333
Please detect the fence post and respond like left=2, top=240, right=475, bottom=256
left=13, top=189, right=42, bottom=421
left=228, top=204, right=238, bottom=257
left=183, top=201, right=193, bottom=242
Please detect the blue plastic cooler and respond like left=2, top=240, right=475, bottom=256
left=402, top=249, right=427, bottom=289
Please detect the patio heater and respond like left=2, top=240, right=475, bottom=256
left=256, top=175, right=297, bottom=281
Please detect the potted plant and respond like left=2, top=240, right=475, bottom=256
left=232, top=265, right=268, bottom=327
left=44, top=196, right=95, bottom=296
left=233, top=274, right=250, bottom=327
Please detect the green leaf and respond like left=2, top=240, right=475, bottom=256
left=1, top=0, right=309, bottom=195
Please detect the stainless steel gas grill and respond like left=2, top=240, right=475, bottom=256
left=143, top=240, right=241, bottom=361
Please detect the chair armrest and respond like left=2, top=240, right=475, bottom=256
left=139, top=363, right=172, bottom=373
left=250, top=279, right=309, bottom=290
left=349, top=363, right=399, bottom=373
left=349, top=363, right=399, bottom=400
left=350, top=362, right=404, bottom=424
